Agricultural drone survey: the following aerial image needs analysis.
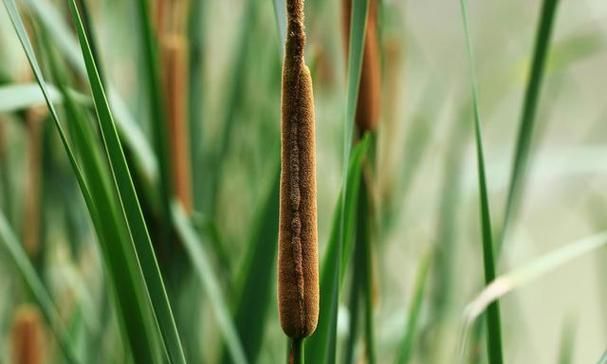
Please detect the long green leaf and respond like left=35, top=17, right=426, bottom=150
left=65, top=1, right=187, bottom=363
left=0, top=83, right=88, bottom=112
left=133, top=0, right=172, bottom=243
left=0, top=211, right=80, bottom=364
left=464, top=230, right=607, bottom=324
left=271, top=0, right=286, bottom=52
left=459, top=1, right=503, bottom=363
left=207, top=0, right=257, bottom=216
left=499, top=0, right=560, bottom=250
left=556, top=317, right=576, bottom=364
left=304, top=135, right=370, bottom=364
left=171, top=202, right=248, bottom=364
left=3, top=2, right=167, bottom=362
left=225, top=161, right=280, bottom=364
left=21, top=0, right=158, bottom=192
left=314, top=0, right=369, bottom=361
left=395, top=250, right=433, bottom=364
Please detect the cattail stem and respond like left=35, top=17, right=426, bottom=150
left=288, top=338, right=304, bottom=364
left=278, top=0, right=319, bottom=339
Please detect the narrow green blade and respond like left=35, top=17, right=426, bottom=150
left=133, top=0, right=172, bottom=240
left=304, top=136, right=370, bottom=364
left=464, top=230, right=607, bottom=325
left=0, top=211, right=80, bottom=364
left=499, top=0, right=560, bottom=250
left=172, top=202, right=248, bottom=364
left=65, top=1, right=187, bottom=363
left=227, top=161, right=280, bottom=363
left=459, top=1, right=503, bottom=363
left=0, top=83, right=87, bottom=112
left=2, top=1, right=165, bottom=362
left=395, top=250, right=433, bottom=364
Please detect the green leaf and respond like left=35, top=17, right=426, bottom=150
left=21, top=0, right=159, bottom=195
left=133, top=0, right=172, bottom=243
left=2, top=1, right=169, bottom=362
left=459, top=1, right=503, bottom=363
left=310, top=0, right=370, bottom=361
left=65, top=1, right=188, bottom=363
left=0, top=83, right=88, bottom=112
left=499, top=0, right=560, bottom=251
left=395, top=250, right=433, bottom=364
left=207, top=0, right=257, bottom=215
left=226, top=160, right=280, bottom=363
left=304, top=135, right=370, bottom=364
left=556, top=317, right=576, bottom=364
left=171, top=202, right=248, bottom=364
left=463, top=230, right=607, bottom=326
left=271, top=0, right=286, bottom=53
left=0, top=211, right=80, bottom=364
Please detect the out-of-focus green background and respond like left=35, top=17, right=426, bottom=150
left=0, top=0, right=606, bottom=363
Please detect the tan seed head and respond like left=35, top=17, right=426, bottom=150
left=278, top=0, right=319, bottom=339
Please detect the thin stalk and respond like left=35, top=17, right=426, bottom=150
left=498, top=0, right=560, bottom=252
left=358, top=174, right=376, bottom=364
left=343, top=259, right=362, bottom=364
left=459, top=1, right=503, bottom=363
left=288, top=338, right=304, bottom=364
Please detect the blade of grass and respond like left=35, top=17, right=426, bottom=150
left=133, top=0, right=172, bottom=244
left=395, top=250, right=433, bottom=364
left=557, top=317, right=576, bottom=364
left=499, top=0, right=560, bottom=251
left=171, top=202, right=248, bottom=364
left=0, top=211, right=80, bottom=364
left=271, top=0, right=286, bottom=53
left=22, top=0, right=158, bottom=192
left=224, top=159, right=280, bottom=364
left=188, top=0, right=206, bottom=212
left=65, top=1, right=187, bottom=362
left=357, top=175, right=376, bottom=364
left=459, top=1, right=503, bottom=363
left=598, top=351, right=607, bottom=364
left=3, top=2, right=166, bottom=362
left=310, top=1, right=370, bottom=361
left=207, top=0, right=257, bottom=216
left=304, top=135, right=370, bottom=364
left=0, top=83, right=88, bottom=112
left=460, top=232, right=607, bottom=363
left=463, top=230, right=607, bottom=325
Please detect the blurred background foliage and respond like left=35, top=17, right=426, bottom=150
left=0, top=0, right=606, bottom=363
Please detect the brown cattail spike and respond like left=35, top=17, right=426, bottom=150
left=342, top=0, right=381, bottom=133
left=278, top=0, right=319, bottom=339
left=11, top=305, right=45, bottom=364
left=162, top=34, right=193, bottom=213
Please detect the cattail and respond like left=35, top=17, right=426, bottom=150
left=162, top=34, right=193, bottom=213
left=11, top=305, right=45, bottom=364
left=278, top=0, right=319, bottom=339
left=23, top=109, right=45, bottom=257
left=342, top=0, right=381, bottom=133
left=157, top=0, right=193, bottom=213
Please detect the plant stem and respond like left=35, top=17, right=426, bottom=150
left=288, top=338, right=304, bottom=364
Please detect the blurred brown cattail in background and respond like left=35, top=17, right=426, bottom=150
left=22, top=108, right=45, bottom=258
left=342, top=0, right=381, bottom=133
left=277, top=0, right=320, bottom=339
left=11, top=305, right=45, bottom=364
left=157, top=0, right=193, bottom=213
